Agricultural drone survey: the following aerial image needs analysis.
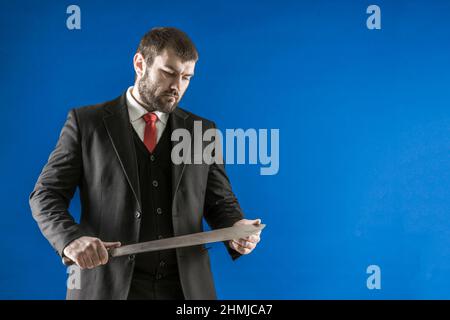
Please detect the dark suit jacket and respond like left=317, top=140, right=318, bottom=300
left=29, top=93, right=244, bottom=300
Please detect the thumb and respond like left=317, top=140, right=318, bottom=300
left=103, top=241, right=121, bottom=249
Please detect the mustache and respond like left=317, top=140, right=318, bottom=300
left=161, top=91, right=179, bottom=98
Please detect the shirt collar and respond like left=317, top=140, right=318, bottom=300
left=126, top=86, right=169, bottom=125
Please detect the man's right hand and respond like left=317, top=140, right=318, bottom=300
left=62, top=236, right=121, bottom=269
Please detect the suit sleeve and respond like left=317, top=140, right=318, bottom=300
left=29, top=109, right=86, bottom=257
left=203, top=122, right=244, bottom=261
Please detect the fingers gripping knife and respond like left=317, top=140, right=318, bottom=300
left=62, top=223, right=266, bottom=266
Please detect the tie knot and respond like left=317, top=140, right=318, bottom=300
left=143, top=112, right=158, bottom=124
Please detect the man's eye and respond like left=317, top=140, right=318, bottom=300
left=183, top=76, right=191, bottom=81
left=163, top=70, right=174, bottom=76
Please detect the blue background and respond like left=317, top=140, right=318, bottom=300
left=1, top=0, right=449, bottom=299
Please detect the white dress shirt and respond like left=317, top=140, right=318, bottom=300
left=125, top=86, right=169, bottom=144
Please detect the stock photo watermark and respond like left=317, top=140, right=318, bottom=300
left=67, top=265, right=81, bottom=290
left=66, top=5, right=81, bottom=30
left=366, top=265, right=381, bottom=290
left=367, top=4, right=381, bottom=30
left=171, top=121, right=280, bottom=176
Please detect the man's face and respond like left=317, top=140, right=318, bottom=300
left=136, top=48, right=196, bottom=113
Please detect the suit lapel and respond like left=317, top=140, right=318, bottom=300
left=103, top=94, right=142, bottom=212
left=170, top=107, right=190, bottom=205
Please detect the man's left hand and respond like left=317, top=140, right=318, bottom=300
left=229, top=218, right=262, bottom=255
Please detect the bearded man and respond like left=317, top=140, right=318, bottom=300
left=29, top=27, right=262, bottom=300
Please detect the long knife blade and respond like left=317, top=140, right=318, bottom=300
left=62, top=223, right=265, bottom=266
left=110, top=223, right=265, bottom=257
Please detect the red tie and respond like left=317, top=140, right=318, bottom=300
left=142, top=113, right=158, bottom=153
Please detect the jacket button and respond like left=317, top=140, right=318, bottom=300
left=128, top=254, right=135, bottom=261
left=134, top=211, right=141, bottom=219
left=152, top=180, right=158, bottom=187
left=158, top=235, right=163, bottom=240
left=159, top=260, right=166, bottom=267
left=156, top=273, right=162, bottom=280
left=156, top=208, right=162, bottom=215
left=150, top=155, right=155, bottom=161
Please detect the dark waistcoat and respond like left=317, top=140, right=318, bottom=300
left=127, top=118, right=184, bottom=300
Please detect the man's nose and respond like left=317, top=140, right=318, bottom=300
left=169, top=75, right=182, bottom=93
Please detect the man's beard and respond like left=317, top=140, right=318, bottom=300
left=137, top=73, right=179, bottom=113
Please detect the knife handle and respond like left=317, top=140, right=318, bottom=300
left=62, top=250, right=113, bottom=267
left=62, top=256, right=74, bottom=266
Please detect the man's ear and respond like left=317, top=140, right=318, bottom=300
left=133, top=53, right=146, bottom=80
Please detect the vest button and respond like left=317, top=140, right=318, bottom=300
left=134, top=211, right=141, bottom=219
left=159, top=260, right=166, bottom=267
left=156, top=207, right=162, bottom=215
left=152, top=180, right=158, bottom=187
left=156, top=273, right=162, bottom=280
left=150, top=155, right=155, bottom=161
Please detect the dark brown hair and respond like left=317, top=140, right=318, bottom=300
left=136, top=27, right=199, bottom=66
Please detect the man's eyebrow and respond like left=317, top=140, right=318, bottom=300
left=162, top=65, right=194, bottom=77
